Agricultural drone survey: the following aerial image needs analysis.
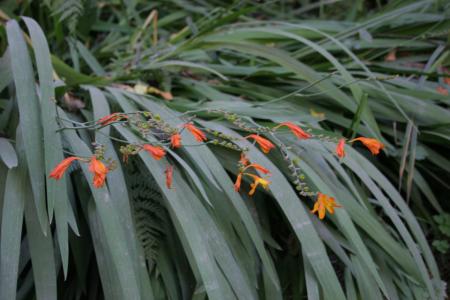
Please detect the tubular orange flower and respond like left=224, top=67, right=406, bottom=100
left=245, top=173, right=271, bottom=196
left=245, top=134, right=275, bottom=154
left=311, top=193, right=341, bottom=219
left=243, top=163, right=271, bottom=174
left=336, top=139, right=346, bottom=159
left=275, top=122, right=311, bottom=139
left=184, top=123, right=207, bottom=142
left=88, top=156, right=109, bottom=188
left=239, top=152, right=249, bottom=166
left=49, top=157, right=80, bottom=180
left=165, top=165, right=173, bottom=189
left=350, top=137, right=384, bottom=155
left=234, top=173, right=242, bottom=192
left=170, top=133, right=182, bottom=149
left=97, top=113, right=128, bottom=126
left=142, top=144, right=166, bottom=160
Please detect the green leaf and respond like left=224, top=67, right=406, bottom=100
left=0, top=167, right=26, bottom=300
left=23, top=16, right=75, bottom=277
left=60, top=109, right=142, bottom=300
left=0, top=137, right=17, bottom=168
left=6, top=19, right=48, bottom=233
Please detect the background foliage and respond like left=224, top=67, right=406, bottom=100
left=0, top=0, right=449, bottom=299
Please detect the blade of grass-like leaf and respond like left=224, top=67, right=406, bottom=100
left=145, top=60, right=228, bottom=81
left=0, top=168, right=26, bottom=300
left=24, top=185, right=57, bottom=300
left=86, top=86, right=154, bottom=299
left=6, top=20, right=47, bottom=233
left=13, top=125, right=57, bottom=300
left=303, top=251, right=319, bottom=300
left=205, top=123, right=346, bottom=299
left=406, top=126, right=417, bottom=202
left=343, top=147, right=439, bottom=299
left=113, top=125, right=231, bottom=300
left=0, top=137, right=18, bottom=168
left=207, top=28, right=381, bottom=139
left=23, top=16, right=74, bottom=277
left=399, top=121, right=413, bottom=191
left=287, top=143, right=389, bottom=297
left=111, top=91, right=279, bottom=288
left=203, top=41, right=359, bottom=117
left=59, top=109, right=141, bottom=300
left=51, top=55, right=108, bottom=86
left=0, top=48, right=12, bottom=92
left=75, top=41, right=106, bottom=76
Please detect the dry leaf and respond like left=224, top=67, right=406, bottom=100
left=64, top=93, right=85, bottom=112
left=385, top=49, right=396, bottom=62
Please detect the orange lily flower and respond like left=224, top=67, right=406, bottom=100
left=275, top=122, right=311, bottom=139
left=245, top=134, right=275, bottom=154
left=142, top=144, right=166, bottom=160
left=336, top=139, right=346, bottom=158
left=245, top=173, right=271, bottom=196
left=170, top=133, right=182, bottom=148
left=184, top=123, right=207, bottom=142
left=234, top=173, right=242, bottom=192
left=350, top=137, right=384, bottom=155
left=88, top=156, right=109, bottom=188
left=311, top=193, right=342, bottom=219
left=49, top=157, right=80, bottom=180
left=165, top=165, right=173, bottom=189
left=97, top=113, right=128, bottom=126
left=243, top=163, right=271, bottom=175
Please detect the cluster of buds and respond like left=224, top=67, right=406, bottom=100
left=51, top=109, right=385, bottom=220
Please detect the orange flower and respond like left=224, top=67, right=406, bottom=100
left=311, top=193, right=341, bottom=219
left=142, top=144, right=166, bottom=160
left=245, top=134, right=275, bottom=154
left=275, top=122, right=311, bottom=139
left=336, top=139, right=346, bottom=158
left=184, top=123, right=207, bottom=142
left=243, top=163, right=271, bottom=175
left=97, top=113, right=128, bottom=126
left=436, top=86, right=449, bottom=96
left=170, top=133, right=182, bottom=149
left=88, top=156, right=109, bottom=188
left=350, top=137, right=384, bottom=155
left=165, top=165, right=173, bottom=189
left=234, top=173, right=242, bottom=192
left=245, top=173, right=271, bottom=196
left=49, top=157, right=80, bottom=180
left=239, top=152, right=249, bottom=166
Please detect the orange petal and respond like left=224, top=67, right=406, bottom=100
left=171, top=133, right=182, bottom=149
left=184, top=123, right=207, bottom=142
left=234, top=173, right=242, bottom=192
left=49, top=157, right=80, bottom=180
left=143, top=144, right=166, bottom=160
left=350, top=137, right=384, bottom=155
left=336, top=138, right=346, bottom=158
left=275, top=122, right=311, bottom=139
left=165, top=165, right=173, bottom=189
left=245, top=134, right=275, bottom=154
left=88, top=156, right=108, bottom=188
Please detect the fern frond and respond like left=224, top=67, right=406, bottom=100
left=51, top=0, right=85, bottom=33
left=125, top=158, right=166, bottom=264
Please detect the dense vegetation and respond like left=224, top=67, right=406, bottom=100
left=0, top=0, right=449, bottom=299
